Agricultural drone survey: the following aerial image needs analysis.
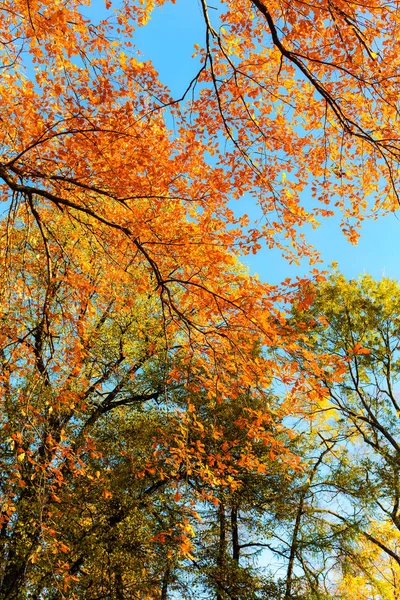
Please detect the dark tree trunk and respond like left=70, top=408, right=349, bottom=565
left=161, top=567, right=170, bottom=600
left=216, top=502, right=227, bottom=600
left=231, top=506, right=239, bottom=565
left=230, top=505, right=240, bottom=600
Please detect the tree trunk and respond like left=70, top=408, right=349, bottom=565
left=231, top=505, right=240, bottom=600
left=231, top=506, right=239, bottom=565
left=216, top=502, right=227, bottom=600
left=160, top=567, right=170, bottom=600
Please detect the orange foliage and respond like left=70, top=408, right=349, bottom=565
left=0, top=0, right=397, bottom=594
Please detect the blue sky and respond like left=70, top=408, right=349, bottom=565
left=100, top=0, right=400, bottom=285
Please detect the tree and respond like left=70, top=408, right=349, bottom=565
left=166, top=385, right=297, bottom=600
left=2, top=0, right=400, bottom=271
left=0, top=197, right=298, bottom=597
left=196, top=0, right=400, bottom=228
left=332, top=521, right=400, bottom=600
left=283, top=274, right=400, bottom=600
left=0, top=210, right=171, bottom=596
left=1, top=0, right=400, bottom=597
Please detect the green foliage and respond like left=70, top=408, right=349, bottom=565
left=286, top=273, right=400, bottom=600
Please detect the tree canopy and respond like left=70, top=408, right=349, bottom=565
left=0, top=0, right=400, bottom=598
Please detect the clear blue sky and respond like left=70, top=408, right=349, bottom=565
left=99, top=0, right=400, bottom=285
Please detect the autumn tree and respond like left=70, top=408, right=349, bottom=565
left=162, top=383, right=297, bottom=600
left=2, top=0, right=400, bottom=286
left=1, top=0, right=400, bottom=597
left=0, top=190, right=296, bottom=597
left=281, top=274, right=400, bottom=599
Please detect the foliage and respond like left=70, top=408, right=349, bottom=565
left=0, top=195, right=299, bottom=597
left=283, top=274, right=400, bottom=600
left=1, top=0, right=400, bottom=597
